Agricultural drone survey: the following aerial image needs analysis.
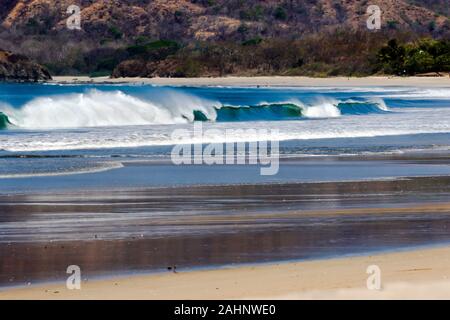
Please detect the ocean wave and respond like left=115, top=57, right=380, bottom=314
left=194, top=98, right=388, bottom=121
left=1, top=109, right=450, bottom=152
left=0, top=89, right=217, bottom=129
left=0, top=111, right=12, bottom=130
left=0, top=89, right=390, bottom=130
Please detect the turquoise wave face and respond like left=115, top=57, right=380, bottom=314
left=0, top=112, right=11, bottom=130
left=337, top=101, right=388, bottom=115
left=193, top=103, right=304, bottom=122
left=192, top=101, right=387, bottom=122
left=217, top=103, right=303, bottom=121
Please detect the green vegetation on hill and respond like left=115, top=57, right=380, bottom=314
left=377, top=39, right=450, bottom=75
left=2, top=31, right=449, bottom=78
left=11, top=32, right=447, bottom=78
left=126, top=40, right=180, bottom=59
left=111, top=33, right=450, bottom=78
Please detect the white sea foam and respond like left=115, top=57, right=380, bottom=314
left=0, top=161, right=124, bottom=179
left=300, top=98, right=341, bottom=118
left=0, top=89, right=218, bottom=128
left=380, top=88, right=450, bottom=99
left=1, top=107, right=450, bottom=152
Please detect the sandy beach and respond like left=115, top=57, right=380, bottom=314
left=51, top=75, right=450, bottom=87
left=2, top=245, right=450, bottom=300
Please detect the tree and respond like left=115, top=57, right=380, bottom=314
left=274, top=7, right=287, bottom=20
left=377, top=39, right=406, bottom=75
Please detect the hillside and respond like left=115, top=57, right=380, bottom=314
left=0, top=0, right=448, bottom=77
left=1, top=0, right=448, bottom=39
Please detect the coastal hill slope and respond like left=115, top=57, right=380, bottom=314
left=0, top=1, right=448, bottom=77
left=1, top=0, right=448, bottom=40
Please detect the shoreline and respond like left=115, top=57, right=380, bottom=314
left=1, top=192, right=450, bottom=293
left=51, top=75, right=450, bottom=87
left=3, top=245, right=450, bottom=299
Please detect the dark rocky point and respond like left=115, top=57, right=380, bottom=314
left=0, top=49, right=52, bottom=82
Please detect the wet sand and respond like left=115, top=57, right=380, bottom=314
left=3, top=244, right=450, bottom=299
left=1, top=176, right=450, bottom=289
left=51, top=76, right=450, bottom=87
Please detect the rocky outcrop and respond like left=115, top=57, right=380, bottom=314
left=0, top=49, right=52, bottom=82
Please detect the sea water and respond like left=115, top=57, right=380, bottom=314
left=0, top=83, right=449, bottom=190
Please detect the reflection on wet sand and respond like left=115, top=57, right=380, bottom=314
left=1, top=176, right=450, bottom=287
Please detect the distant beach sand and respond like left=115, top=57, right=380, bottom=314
left=52, top=76, right=450, bottom=87
left=2, top=244, right=450, bottom=300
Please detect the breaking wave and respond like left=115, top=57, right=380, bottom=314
left=0, top=111, right=12, bottom=130
left=0, top=89, right=389, bottom=130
